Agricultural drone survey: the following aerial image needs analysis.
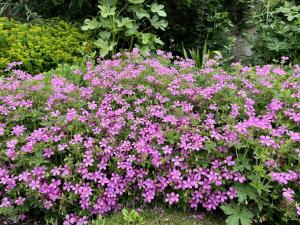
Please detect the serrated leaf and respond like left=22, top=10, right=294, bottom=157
left=116, top=17, right=134, bottom=28
left=94, top=38, right=116, bottom=57
left=141, top=33, right=152, bottom=45
left=221, top=204, right=239, bottom=215
left=94, top=38, right=108, bottom=48
left=125, top=24, right=139, bottom=36
left=134, top=7, right=150, bottom=19
left=150, top=3, right=167, bottom=17
left=226, top=215, right=240, bottom=225
left=234, top=184, right=258, bottom=204
left=81, top=18, right=99, bottom=30
left=221, top=204, right=254, bottom=225
left=99, top=31, right=111, bottom=40
left=240, top=208, right=254, bottom=225
left=98, top=5, right=116, bottom=17
left=150, top=15, right=168, bottom=30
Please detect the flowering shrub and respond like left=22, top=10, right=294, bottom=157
left=0, top=50, right=299, bottom=224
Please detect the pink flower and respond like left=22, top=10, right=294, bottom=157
left=259, top=136, right=278, bottom=148
left=272, top=68, right=286, bottom=75
left=44, top=200, right=53, bottom=209
left=43, top=148, right=54, bottom=158
left=296, top=206, right=300, bottom=216
left=282, top=188, right=295, bottom=202
left=0, top=127, right=4, bottom=136
left=6, top=139, right=18, bottom=149
left=15, top=197, right=25, bottom=206
left=165, top=192, right=179, bottom=205
left=11, top=125, right=26, bottom=136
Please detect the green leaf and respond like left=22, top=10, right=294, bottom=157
left=182, top=44, right=188, bottom=59
left=133, top=7, right=150, bottom=19
left=221, top=204, right=239, bottom=216
left=154, top=36, right=164, bottom=45
left=81, top=18, right=99, bottom=30
left=221, top=204, right=254, bottom=225
left=234, top=184, right=258, bottom=204
left=150, top=3, right=167, bottom=17
left=227, top=216, right=240, bottom=225
left=98, top=5, right=116, bottom=17
left=140, top=45, right=150, bottom=57
left=116, top=17, right=134, bottom=28
left=141, top=33, right=152, bottom=45
left=99, top=31, right=111, bottom=40
left=128, top=0, right=145, bottom=4
left=150, top=15, right=168, bottom=30
left=240, top=208, right=254, bottom=225
left=125, top=24, right=139, bottom=36
left=94, top=38, right=116, bottom=57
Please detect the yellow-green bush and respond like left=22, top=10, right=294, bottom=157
left=0, top=17, right=91, bottom=74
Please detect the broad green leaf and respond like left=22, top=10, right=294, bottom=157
left=226, top=216, right=240, bottom=225
left=221, top=204, right=254, bottom=225
left=125, top=24, right=139, bottom=36
left=140, top=45, right=150, bottom=56
left=94, top=38, right=108, bottom=48
left=98, top=5, right=116, bottom=17
left=133, top=7, right=150, bottom=19
left=94, top=38, right=116, bottom=57
left=234, top=184, right=258, bottom=204
left=128, top=0, right=145, bottom=4
left=81, top=18, right=99, bottom=30
left=150, top=15, right=168, bottom=30
left=99, top=31, right=111, bottom=40
left=116, top=17, right=134, bottom=28
left=141, top=33, right=152, bottom=45
left=150, top=3, right=167, bottom=17
left=221, top=204, right=239, bottom=215
left=240, top=208, right=254, bottom=225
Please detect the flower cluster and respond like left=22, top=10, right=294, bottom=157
left=0, top=50, right=299, bottom=223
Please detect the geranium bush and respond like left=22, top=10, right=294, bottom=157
left=0, top=50, right=299, bottom=225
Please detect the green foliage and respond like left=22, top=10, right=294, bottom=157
left=246, top=0, right=300, bottom=64
left=221, top=204, right=254, bottom=225
left=122, top=208, right=145, bottom=225
left=182, top=39, right=222, bottom=68
left=81, top=0, right=167, bottom=57
left=161, top=0, right=234, bottom=59
left=0, top=0, right=98, bottom=20
left=0, top=17, right=91, bottom=74
left=89, top=208, right=224, bottom=225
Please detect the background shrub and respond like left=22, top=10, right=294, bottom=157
left=245, top=0, right=300, bottom=64
left=0, top=0, right=98, bottom=20
left=0, top=17, right=91, bottom=74
left=81, top=0, right=168, bottom=57
left=161, top=0, right=234, bottom=56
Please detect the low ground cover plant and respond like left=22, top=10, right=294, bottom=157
left=0, top=17, right=91, bottom=74
left=0, top=51, right=299, bottom=224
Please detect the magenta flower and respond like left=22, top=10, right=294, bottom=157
left=296, top=206, right=300, bottom=216
left=282, top=188, right=295, bottom=202
left=43, top=148, right=54, bottom=158
left=165, top=192, right=179, bottom=205
left=15, top=197, right=25, bottom=206
left=11, top=125, right=26, bottom=136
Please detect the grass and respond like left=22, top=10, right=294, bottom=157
left=91, top=207, right=225, bottom=225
